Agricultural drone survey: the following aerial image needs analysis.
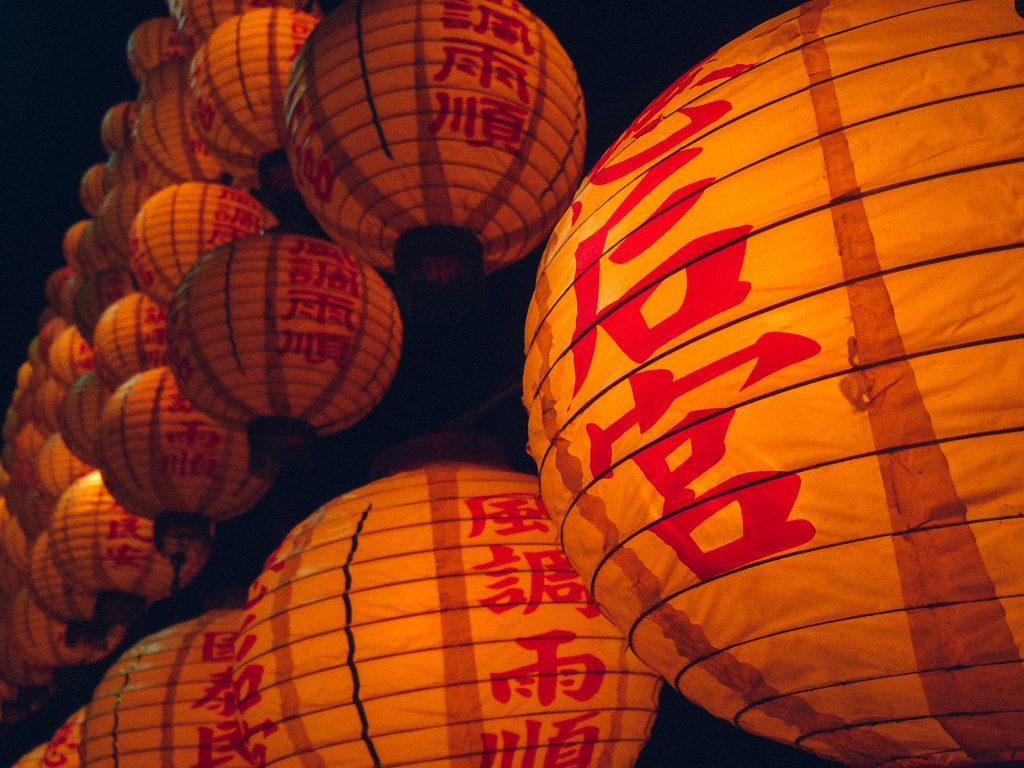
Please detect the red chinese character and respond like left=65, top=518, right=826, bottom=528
left=201, top=631, right=237, bottom=663
left=192, top=666, right=237, bottom=717
left=480, top=711, right=602, bottom=768
left=490, top=630, right=605, bottom=706
left=193, top=720, right=272, bottom=768
left=466, top=494, right=550, bottom=538
left=277, top=329, right=353, bottom=365
left=474, top=545, right=599, bottom=618
left=434, top=39, right=531, bottom=103
left=287, top=256, right=361, bottom=293
left=107, top=516, right=151, bottom=543
left=167, top=390, right=197, bottom=413
left=442, top=2, right=535, bottom=55
left=279, top=288, right=357, bottom=327
left=104, top=543, right=148, bottom=568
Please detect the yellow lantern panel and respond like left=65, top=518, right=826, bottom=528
left=57, top=373, right=110, bottom=467
left=50, top=471, right=205, bottom=600
left=72, top=268, right=137, bottom=343
left=92, top=293, right=169, bottom=387
left=29, top=532, right=96, bottom=623
left=79, top=163, right=107, bottom=216
left=127, top=16, right=192, bottom=82
left=236, top=463, right=660, bottom=767
left=128, top=181, right=276, bottom=307
left=522, top=1, right=1024, bottom=765
left=94, top=181, right=159, bottom=265
left=189, top=8, right=320, bottom=186
left=101, top=100, right=138, bottom=154
left=284, top=0, right=586, bottom=273
left=36, top=432, right=94, bottom=502
left=168, top=233, right=402, bottom=436
left=96, top=366, right=276, bottom=523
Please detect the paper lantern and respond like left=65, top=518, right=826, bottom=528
left=128, top=181, right=276, bottom=307
left=104, top=145, right=144, bottom=189
left=79, top=608, right=253, bottom=768
left=40, top=706, right=85, bottom=768
left=37, top=316, right=69, bottom=362
left=189, top=8, right=320, bottom=187
left=170, top=0, right=313, bottom=45
left=79, top=162, right=107, bottom=216
left=522, top=1, right=1024, bottom=765
left=36, top=433, right=93, bottom=503
left=132, top=59, right=223, bottom=188
left=92, top=292, right=169, bottom=387
left=8, top=421, right=46, bottom=494
left=29, top=532, right=96, bottom=624
left=127, top=16, right=191, bottom=82
left=235, top=450, right=661, bottom=766
left=57, top=373, right=110, bottom=467
left=72, top=267, right=137, bottom=342
left=96, top=367, right=276, bottom=544
left=47, top=326, right=94, bottom=387
left=61, top=220, right=89, bottom=272
left=50, top=472, right=205, bottom=612
left=167, top=232, right=402, bottom=439
left=100, top=100, right=138, bottom=154
left=75, top=220, right=122, bottom=275
left=9, top=743, right=46, bottom=767
left=283, top=0, right=586, bottom=278
left=0, top=501, right=30, bottom=597
left=7, top=487, right=54, bottom=544
left=94, top=181, right=158, bottom=265
left=45, top=267, right=78, bottom=322
left=30, top=376, right=66, bottom=436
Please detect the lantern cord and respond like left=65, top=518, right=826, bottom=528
left=443, top=372, right=521, bottom=431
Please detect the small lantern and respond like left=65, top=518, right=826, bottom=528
left=61, top=220, right=90, bottom=272
left=57, top=373, right=110, bottom=467
left=94, top=181, right=159, bottom=265
left=79, top=163, right=107, bottom=216
left=36, top=432, right=94, bottom=503
left=29, top=376, right=66, bottom=436
left=47, top=326, right=95, bottom=387
left=522, top=1, right=1024, bottom=764
left=234, top=444, right=660, bottom=766
left=71, top=268, right=137, bottom=342
left=29, top=532, right=96, bottom=626
left=189, top=7, right=320, bottom=187
left=170, top=0, right=313, bottom=46
left=128, top=181, right=276, bottom=307
left=100, top=100, right=138, bottom=154
left=127, top=16, right=191, bottom=82
left=75, top=220, right=122, bottom=275
left=103, top=145, right=144, bottom=189
left=0, top=502, right=30, bottom=597
left=92, top=292, right=169, bottom=387
left=45, top=267, right=78, bottom=322
left=167, top=232, right=402, bottom=446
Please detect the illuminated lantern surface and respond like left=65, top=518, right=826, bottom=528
left=71, top=268, right=137, bottom=342
left=104, top=145, right=144, bottom=189
left=37, top=316, right=69, bottom=362
left=46, top=267, right=78, bottom=322
left=0, top=501, right=30, bottom=596
left=189, top=8, right=320, bottom=187
left=79, top=608, right=252, bottom=768
left=167, top=233, right=402, bottom=437
left=50, top=471, right=205, bottom=602
left=7, top=486, right=54, bottom=544
left=170, top=0, right=312, bottom=45
left=128, top=181, right=276, bottom=307
left=29, top=532, right=96, bottom=623
left=284, top=0, right=586, bottom=275
left=94, top=181, right=159, bottom=265
left=79, top=162, right=107, bottom=216
left=10, top=743, right=46, bottom=767
left=6, top=587, right=122, bottom=670
left=522, top=1, right=1024, bottom=765
left=75, top=220, right=122, bottom=275
left=96, top=366, right=276, bottom=524
left=127, top=16, right=191, bottom=81
left=41, top=706, right=85, bottom=768
left=57, top=373, right=110, bottom=466
left=101, top=100, right=138, bottom=154
left=30, top=375, right=67, bottom=435
left=36, top=432, right=93, bottom=503
left=92, top=292, right=169, bottom=387
left=235, top=454, right=661, bottom=766
left=61, top=220, right=89, bottom=272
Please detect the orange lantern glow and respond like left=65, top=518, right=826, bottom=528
left=38, top=316, right=69, bottom=363
left=0, top=501, right=30, bottom=597
left=235, top=449, right=660, bottom=766
left=189, top=8, right=320, bottom=187
left=128, top=181, right=276, bottom=306
left=30, top=376, right=67, bottom=436
left=522, top=1, right=1024, bottom=765
left=100, top=100, right=138, bottom=154
left=9, top=743, right=46, bottom=767
left=103, top=145, right=144, bottom=189
left=127, top=16, right=191, bottom=82
left=50, top=471, right=205, bottom=614
left=36, top=433, right=94, bottom=503
left=46, top=267, right=78, bottom=322
left=61, top=220, right=89, bottom=272
left=167, top=233, right=402, bottom=439
left=47, top=326, right=95, bottom=386
left=40, top=706, right=85, bottom=768
left=29, top=533, right=96, bottom=625
left=75, top=220, right=122, bottom=275
left=170, top=0, right=313, bottom=45
left=132, top=59, right=223, bottom=188
left=72, top=267, right=136, bottom=342
left=283, top=0, right=586, bottom=278
left=0, top=463, right=9, bottom=495
left=96, top=366, right=276, bottom=548
left=79, top=163, right=107, bottom=216
left=92, top=292, right=168, bottom=387
left=7, top=487, right=54, bottom=544
left=57, top=373, right=110, bottom=467
left=94, top=181, right=158, bottom=265
left=79, top=608, right=250, bottom=768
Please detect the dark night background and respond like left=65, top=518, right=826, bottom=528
left=0, top=1, right=841, bottom=766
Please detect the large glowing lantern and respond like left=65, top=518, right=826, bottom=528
left=128, top=181, right=276, bottom=307
left=234, top=447, right=661, bottom=766
left=167, top=233, right=402, bottom=440
left=100, top=100, right=138, bottom=154
left=79, top=608, right=252, bottom=767
left=92, top=292, right=169, bottom=387
left=283, top=0, right=586, bottom=279
left=189, top=8, right=320, bottom=188
left=522, top=1, right=1024, bottom=765
left=127, top=16, right=191, bottom=81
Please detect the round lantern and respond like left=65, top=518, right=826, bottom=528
left=79, top=163, right=107, bottom=216
left=170, top=0, right=313, bottom=45
left=71, top=267, right=137, bottom=342
left=132, top=59, right=223, bottom=188
left=189, top=8, right=320, bottom=187
left=127, top=16, right=191, bottom=82
left=522, top=1, right=1024, bottom=765
left=283, top=0, right=586, bottom=279
left=57, top=373, right=110, bottom=467
left=45, top=267, right=78, bottom=322
left=234, top=445, right=660, bottom=766
left=101, top=100, right=138, bottom=154
left=96, top=366, right=276, bottom=553
left=29, top=532, right=96, bottom=626
left=128, top=181, right=276, bottom=307
left=47, top=326, right=94, bottom=386
left=36, top=433, right=94, bottom=503
left=51, top=472, right=206, bottom=618
left=75, top=220, right=121, bottom=275
left=92, top=292, right=168, bottom=387
left=61, top=220, right=89, bottom=272
left=0, top=501, right=30, bottom=597
left=94, top=181, right=158, bottom=264
left=104, top=145, right=144, bottom=189
left=79, top=608, right=250, bottom=768
left=29, top=376, right=66, bottom=436
left=37, top=316, right=69, bottom=362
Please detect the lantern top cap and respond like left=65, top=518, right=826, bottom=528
left=370, top=431, right=508, bottom=478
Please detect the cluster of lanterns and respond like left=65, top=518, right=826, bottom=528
left=4, top=0, right=1023, bottom=766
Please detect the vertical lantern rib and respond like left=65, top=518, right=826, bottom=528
left=357, top=0, right=393, bottom=160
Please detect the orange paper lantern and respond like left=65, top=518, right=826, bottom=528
left=127, top=16, right=192, bottom=82
left=57, top=373, right=110, bottom=467
left=36, top=433, right=94, bottom=503
left=100, top=100, right=138, bottom=154
left=170, top=0, right=313, bottom=45
left=40, top=706, right=85, bottom=768
left=29, top=532, right=97, bottom=624
left=9, top=743, right=47, bottom=767
left=284, top=0, right=586, bottom=275
left=235, top=453, right=660, bottom=766
left=167, top=232, right=402, bottom=437
left=45, top=267, right=78, bottom=322
left=79, top=163, right=107, bottom=216
left=189, top=7, right=320, bottom=187
left=94, top=181, right=159, bottom=265
left=522, top=1, right=1024, bottom=765
left=75, top=220, right=122, bottom=275
left=29, top=376, right=67, bottom=436
left=61, top=220, right=89, bottom=272
left=71, top=267, right=137, bottom=342
left=0, top=501, right=30, bottom=597
left=103, top=145, right=144, bottom=189
left=128, top=181, right=276, bottom=306
left=92, top=292, right=169, bottom=387
left=48, top=326, right=95, bottom=388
